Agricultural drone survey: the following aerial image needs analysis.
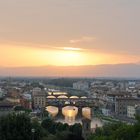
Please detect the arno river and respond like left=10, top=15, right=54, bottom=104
left=46, top=90, right=103, bottom=128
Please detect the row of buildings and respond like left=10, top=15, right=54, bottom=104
left=72, top=80, right=140, bottom=119
left=1, top=79, right=140, bottom=121
left=89, top=80, right=140, bottom=119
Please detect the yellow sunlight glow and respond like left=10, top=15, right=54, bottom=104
left=63, top=47, right=83, bottom=51
left=0, top=45, right=139, bottom=67
left=41, top=49, right=84, bottom=66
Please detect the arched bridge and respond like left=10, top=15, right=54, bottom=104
left=46, top=97, right=100, bottom=107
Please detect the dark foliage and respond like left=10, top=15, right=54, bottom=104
left=88, top=116, right=140, bottom=140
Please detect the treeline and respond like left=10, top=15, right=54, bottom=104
left=1, top=113, right=140, bottom=140
left=46, top=78, right=84, bottom=87
left=88, top=116, right=140, bottom=140
left=0, top=113, right=84, bottom=140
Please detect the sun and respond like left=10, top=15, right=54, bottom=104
left=53, top=49, right=82, bottom=66
left=39, top=47, right=84, bottom=66
left=63, top=47, right=83, bottom=51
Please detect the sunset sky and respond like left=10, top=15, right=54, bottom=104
left=0, top=0, right=140, bottom=67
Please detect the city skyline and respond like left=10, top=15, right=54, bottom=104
left=1, top=1, right=140, bottom=139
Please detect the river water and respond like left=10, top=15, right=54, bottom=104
left=47, top=91, right=103, bottom=128
left=56, top=117, right=103, bottom=128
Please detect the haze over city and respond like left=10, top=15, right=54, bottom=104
left=0, top=0, right=140, bottom=77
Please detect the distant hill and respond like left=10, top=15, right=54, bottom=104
left=0, top=63, right=140, bottom=78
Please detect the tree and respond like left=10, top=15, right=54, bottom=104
left=88, top=117, right=140, bottom=140
left=112, top=125, right=135, bottom=140
left=41, top=118, right=56, bottom=134
left=0, top=113, right=32, bottom=140
left=69, top=123, right=82, bottom=137
left=31, top=119, right=47, bottom=140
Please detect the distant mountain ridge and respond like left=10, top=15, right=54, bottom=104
left=0, top=63, right=140, bottom=78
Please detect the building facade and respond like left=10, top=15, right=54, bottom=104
left=32, top=92, right=46, bottom=108
left=127, top=106, right=136, bottom=119
left=73, top=81, right=89, bottom=91
left=115, top=97, right=140, bottom=117
left=20, top=94, right=32, bottom=109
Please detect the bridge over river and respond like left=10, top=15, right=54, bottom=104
left=46, top=97, right=101, bottom=108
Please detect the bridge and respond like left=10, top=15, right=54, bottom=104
left=46, top=97, right=101, bottom=108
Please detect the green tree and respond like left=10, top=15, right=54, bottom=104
left=41, top=118, right=56, bottom=134
left=0, top=113, right=32, bottom=140
left=69, top=123, right=82, bottom=137
left=88, top=117, right=140, bottom=140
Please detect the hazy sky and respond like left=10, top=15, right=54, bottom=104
left=0, top=0, right=140, bottom=67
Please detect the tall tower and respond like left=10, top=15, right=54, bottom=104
left=82, top=118, right=91, bottom=140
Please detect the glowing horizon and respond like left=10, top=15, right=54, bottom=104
left=0, top=44, right=139, bottom=67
